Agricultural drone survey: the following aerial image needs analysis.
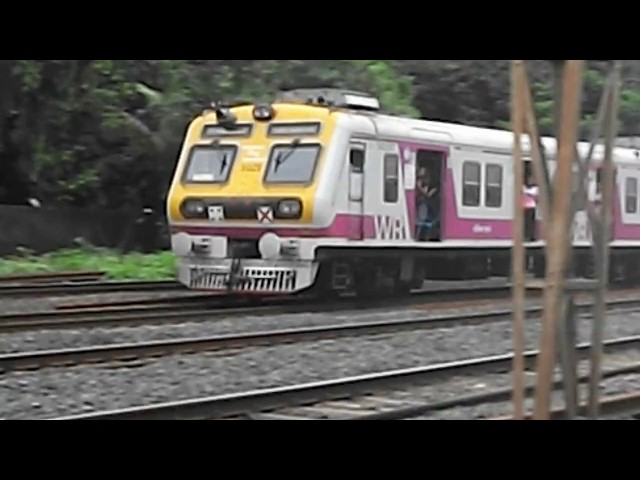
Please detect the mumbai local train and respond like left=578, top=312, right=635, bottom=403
left=166, top=88, right=640, bottom=296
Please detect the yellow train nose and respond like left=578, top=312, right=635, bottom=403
left=177, top=197, right=304, bottom=222
left=166, top=100, right=340, bottom=226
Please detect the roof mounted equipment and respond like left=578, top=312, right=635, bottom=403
left=276, top=88, right=381, bottom=112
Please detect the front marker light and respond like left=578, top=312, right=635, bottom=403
left=277, top=199, right=302, bottom=218
left=253, top=104, right=276, bottom=121
left=181, top=199, right=207, bottom=218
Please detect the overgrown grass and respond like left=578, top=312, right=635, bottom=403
left=0, top=248, right=177, bottom=280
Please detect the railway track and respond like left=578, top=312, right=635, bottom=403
left=489, top=391, right=640, bottom=420
left=52, top=335, right=640, bottom=420
left=0, top=275, right=506, bottom=301
left=0, top=296, right=303, bottom=333
left=0, top=270, right=106, bottom=285
left=0, top=284, right=636, bottom=337
left=0, top=282, right=519, bottom=333
left=3, top=295, right=640, bottom=374
left=0, top=279, right=185, bottom=298
left=54, top=283, right=507, bottom=310
left=53, top=292, right=223, bottom=310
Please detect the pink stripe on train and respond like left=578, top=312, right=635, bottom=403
left=443, top=167, right=513, bottom=239
left=171, top=213, right=377, bottom=239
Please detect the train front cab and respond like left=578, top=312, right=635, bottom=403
left=166, top=100, right=343, bottom=295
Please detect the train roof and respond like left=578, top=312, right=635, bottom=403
left=278, top=87, right=639, bottom=165
left=339, top=108, right=640, bottom=165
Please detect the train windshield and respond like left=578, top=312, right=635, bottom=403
left=264, top=144, right=321, bottom=184
left=183, top=144, right=237, bottom=183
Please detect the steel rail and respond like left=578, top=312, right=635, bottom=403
left=52, top=335, right=640, bottom=420
left=0, top=270, right=106, bottom=284
left=354, top=362, right=640, bottom=420
left=492, top=391, right=640, bottom=420
left=0, top=279, right=184, bottom=297
left=0, top=283, right=519, bottom=333
left=2, top=282, right=640, bottom=335
left=51, top=282, right=517, bottom=310
left=3, top=297, right=640, bottom=373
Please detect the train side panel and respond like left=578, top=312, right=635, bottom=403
left=614, top=162, right=640, bottom=241
left=444, top=147, right=514, bottom=240
left=165, top=89, right=640, bottom=295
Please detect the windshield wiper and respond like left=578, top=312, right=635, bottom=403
left=274, top=138, right=301, bottom=172
left=209, top=139, right=229, bottom=175
left=219, top=153, right=228, bottom=174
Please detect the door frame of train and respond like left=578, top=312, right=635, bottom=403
left=522, top=157, right=538, bottom=240
left=347, top=141, right=366, bottom=240
left=414, top=147, right=447, bottom=241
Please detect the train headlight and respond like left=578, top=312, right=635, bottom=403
left=259, top=233, right=281, bottom=259
left=181, top=199, right=207, bottom=219
left=172, top=232, right=193, bottom=256
left=277, top=199, right=302, bottom=219
left=253, top=104, right=276, bottom=122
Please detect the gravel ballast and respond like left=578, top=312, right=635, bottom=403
left=0, top=278, right=516, bottom=353
left=2, top=309, right=640, bottom=419
left=0, top=278, right=510, bottom=316
left=0, top=290, right=199, bottom=316
left=0, top=302, right=528, bottom=354
left=419, top=371, right=640, bottom=420
left=2, top=294, right=639, bottom=354
left=283, top=353, right=640, bottom=420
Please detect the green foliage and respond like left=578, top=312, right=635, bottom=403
left=532, top=81, right=555, bottom=133
left=352, top=60, right=419, bottom=117
left=0, top=248, right=177, bottom=280
left=3, top=60, right=640, bottom=211
left=524, top=67, right=640, bottom=138
left=0, top=60, right=417, bottom=209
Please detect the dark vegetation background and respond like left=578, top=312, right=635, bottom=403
left=2, top=60, right=639, bottom=254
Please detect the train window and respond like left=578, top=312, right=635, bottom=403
left=350, top=148, right=365, bottom=174
left=264, top=143, right=321, bottom=184
left=268, top=122, right=322, bottom=137
left=182, top=144, right=238, bottom=184
left=462, top=161, right=481, bottom=207
left=383, top=154, right=399, bottom=203
left=485, top=164, right=503, bottom=208
left=625, top=177, right=638, bottom=214
left=201, top=123, right=253, bottom=138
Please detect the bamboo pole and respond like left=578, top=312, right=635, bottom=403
left=510, top=60, right=527, bottom=420
left=589, top=61, right=621, bottom=418
left=533, top=60, right=585, bottom=420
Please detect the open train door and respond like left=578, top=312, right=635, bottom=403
left=347, top=142, right=366, bottom=240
